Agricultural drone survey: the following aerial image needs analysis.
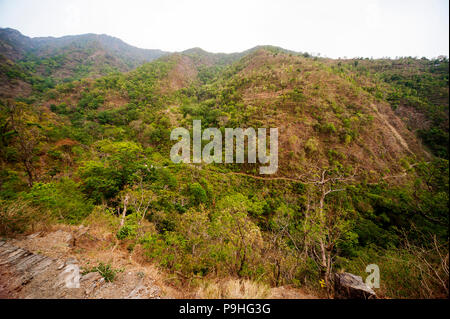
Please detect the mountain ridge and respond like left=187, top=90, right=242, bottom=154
left=0, top=27, right=167, bottom=62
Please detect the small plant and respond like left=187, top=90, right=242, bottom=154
left=116, top=224, right=137, bottom=240
left=304, top=137, right=319, bottom=154
left=82, top=262, right=123, bottom=282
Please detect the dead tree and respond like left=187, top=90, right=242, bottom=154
left=303, top=168, right=357, bottom=296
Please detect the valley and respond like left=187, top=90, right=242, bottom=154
left=0, top=28, right=448, bottom=299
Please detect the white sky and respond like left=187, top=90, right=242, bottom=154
left=0, top=0, right=448, bottom=58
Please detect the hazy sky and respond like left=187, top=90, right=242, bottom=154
left=0, top=0, right=448, bottom=58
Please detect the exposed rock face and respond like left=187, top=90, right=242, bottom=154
left=334, top=272, right=377, bottom=299
left=0, top=233, right=162, bottom=299
left=0, top=240, right=55, bottom=297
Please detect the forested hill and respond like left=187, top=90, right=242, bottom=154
left=0, top=29, right=448, bottom=299
left=0, top=28, right=167, bottom=97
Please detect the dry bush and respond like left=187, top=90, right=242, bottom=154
left=0, top=199, right=50, bottom=236
left=195, top=278, right=270, bottom=299
left=83, top=205, right=120, bottom=234
left=403, top=237, right=449, bottom=298
left=341, top=236, right=449, bottom=299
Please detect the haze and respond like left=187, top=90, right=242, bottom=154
left=0, top=0, right=448, bottom=58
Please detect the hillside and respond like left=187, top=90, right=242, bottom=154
left=328, top=57, right=449, bottom=159
left=0, top=31, right=448, bottom=299
left=0, top=28, right=167, bottom=98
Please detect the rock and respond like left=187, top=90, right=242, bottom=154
left=55, top=263, right=81, bottom=289
left=56, top=260, right=65, bottom=270
left=1, top=240, right=164, bottom=299
left=61, top=231, right=74, bottom=246
left=149, top=286, right=160, bottom=298
left=81, top=272, right=103, bottom=296
left=81, top=272, right=102, bottom=283
left=0, top=248, right=29, bottom=265
left=29, top=257, right=53, bottom=275
left=26, top=232, right=42, bottom=240
left=127, top=283, right=147, bottom=299
left=0, top=242, right=57, bottom=296
left=334, top=272, right=376, bottom=299
left=65, top=257, right=78, bottom=265
left=74, top=226, right=89, bottom=242
left=49, top=230, right=74, bottom=247
left=16, top=254, right=46, bottom=271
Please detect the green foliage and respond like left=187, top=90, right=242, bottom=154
left=142, top=198, right=264, bottom=278
left=337, top=241, right=449, bottom=298
left=418, top=127, right=449, bottom=159
left=82, top=262, right=123, bottom=282
left=1, top=44, right=448, bottom=298
left=78, top=90, right=105, bottom=110
left=117, top=224, right=138, bottom=240
left=78, top=140, right=145, bottom=203
left=293, top=182, right=306, bottom=194
left=188, top=182, right=208, bottom=206
left=22, top=178, right=93, bottom=224
left=0, top=169, right=27, bottom=199
left=50, top=102, right=68, bottom=115
left=96, top=104, right=138, bottom=126
left=288, top=88, right=306, bottom=102
left=349, top=56, right=449, bottom=159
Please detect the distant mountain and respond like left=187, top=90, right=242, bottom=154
left=0, top=28, right=167, bottom=95
left=0, top=28, right=447, bottom=159
left=0, top=29, right=309, bottom=96
left=181, top=45, right=309, bottom=67
left=0, top=28, right=35, bottom=60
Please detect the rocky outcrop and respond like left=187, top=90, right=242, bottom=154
left=0, top=233, right=162, bottom=299
left=334, top=272, right=377, bottom=299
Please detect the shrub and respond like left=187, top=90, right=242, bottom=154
left=0, top=169, right=27, bottom=200
left=322, top=123, right=337, bottom=134
left=293, top=182, right=306, bottom=194
left=116, top=224, right=137, bottom=240
left=304, top=137, right=319, bottom=154
left=188, top=183, right=208, bottom=206
left=0, top=199, right=43, bottom=235
left=338, top=241, right=449, bottom=299
left=78, top=160, right=120, bottom=202
left=50, top=102, right=68, bottom=114
left=82, top=262, right=123, bottom=282
left=22, top=178, right=93, bottom=224
left=78, top=140, right=144, bottom=202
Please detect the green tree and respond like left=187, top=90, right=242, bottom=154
left=212, top=194, right=263, bottom=276
left=78, top=140, right=145, bottom=202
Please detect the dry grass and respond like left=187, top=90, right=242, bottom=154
left=195, top=278, right=271, bottom=299
left=0, top=199, right=53, bottom=236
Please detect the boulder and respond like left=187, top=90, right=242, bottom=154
left=334, top=272, right=376, bottom=299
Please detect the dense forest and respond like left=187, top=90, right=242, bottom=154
left=0, top=28, right=448, bottom=298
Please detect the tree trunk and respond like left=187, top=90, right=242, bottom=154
left=22, top=159, right=34, bottom=187
left=119, top=194, right=129, bottom=227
